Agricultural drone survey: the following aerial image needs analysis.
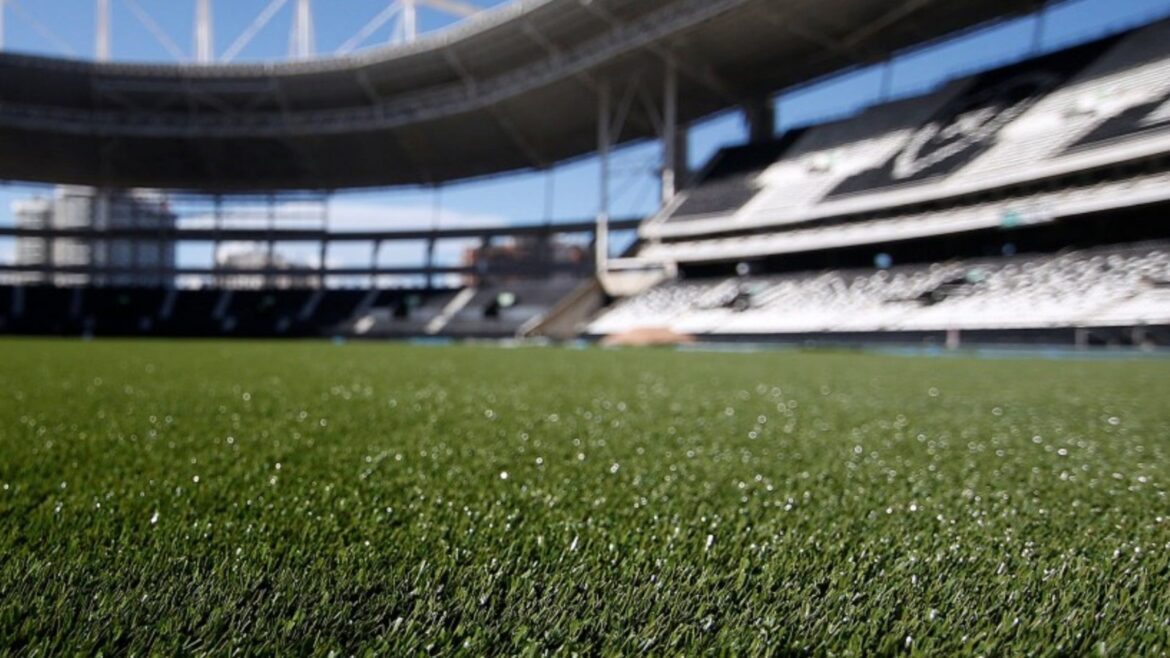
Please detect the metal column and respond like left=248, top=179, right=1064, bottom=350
left=156, top=195, right=169, bottom=288
left=661, top=60, right=680, bottom=204
left=403, top=0, right=417, bottom=43
left=131, top=193, right=141, bottom=286
left=0, top=0, right=6, bottom=52
left=291, top=0, right=314, bottom=58
left=370, top=240, right=382, bottom=288
left=86, top=189, right=98, bottom=286
left=744, top=96, right=775, bottom=144
left=596, top=82, right=611, bottom=273
left=212, top=195, right=223, bottom=288
left=424, top=239, right=436, bottom=289
left=318, top=194, right=330, bottom=289
left=96, top=0, right=111, bottom=61
left=266, top=194, right=277, bottom=289
left=195, top=0, right=214, bottom=64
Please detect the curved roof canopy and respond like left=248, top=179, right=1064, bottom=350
left=0, top=0, right=1042, bottom=191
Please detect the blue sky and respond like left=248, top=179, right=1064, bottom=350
left=0, top=0, right=1168, bottom=270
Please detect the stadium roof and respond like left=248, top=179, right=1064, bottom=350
left=0, top=0, right=1044, bottom=191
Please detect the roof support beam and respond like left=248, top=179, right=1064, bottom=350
left=521, top=21, right=600, bottom=93
left=609, top=76, right=641, bottom=144
left=444, top=47, right=545, bottom=168
left=760, top=5, right=883, bottom=66
left=840, top=0, right=936, bottom=53
left=354, top=69, right=384, bottom=105
left=120, top=0, right=186, bottom=62
left=338, top=1, right=401, bottom=55
left=579, top=0, right=741, bottom=105
left=223, top=0, right=290, bottom=63
left=488, top=105, right=546, bottom=170
left=421, top=0, right=479, bottom=19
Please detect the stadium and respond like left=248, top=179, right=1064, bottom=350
left=1, top=0, right=1168, bottom=654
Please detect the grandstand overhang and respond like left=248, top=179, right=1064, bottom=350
left=0, top=0, right=1044, bottom=191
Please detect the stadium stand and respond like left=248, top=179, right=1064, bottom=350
left=443, top=279, right=583, bottom=338
left=640, top=167, right=1170, bottom=263
left=0, top=278, right=586, bottom=340
left=665, top=130, right=807, bottom=222
left=642, top=20, right=1170, bottom=241
left=3, top=18, right=1170, bottom=347
left=589, top=241, right=1170, bottom=344
left=592, top=20, right=1170, bottom=346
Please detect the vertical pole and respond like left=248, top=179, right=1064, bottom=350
left=318, top=193, right=329, bottom=289
left=370, top=240, right=381, bottom=288
left=95, top=189, right=109, bottom=286
left=661, top=59, right=679, bottom=205
left=426, top=184, right=440, bottom=288
left=45, top=194, right=57, bottom=286
left=157, top=193, right=170, bottom=288
left=291, top=0, right=314, bottom=59
left=88, top=190, right=99, bottom=286
left=266, top=194, right=276, bottom=289
left=96, top=0, right=111, bottom=61
left=318, top=239, right=328, bottom=289
left=596, top=82, right=611, bottom=273
left=0, top=0, right=7, bottom=53
left=744, top=97, right=775, bottom=144
left=212, top=195, right=222, bottom=288
left=425, top=239, right=436, bottom=289
left=195, top=0, right=214, bottom=64
left=131, top=193, right=141, bottom=287
left=93, top=190, right=105, bottom=286
left=403, top=0, right=417, bottom=43
left=946, top=328, right=961, bottom=351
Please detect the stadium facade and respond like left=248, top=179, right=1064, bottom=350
left=0, top=0, right=1168, bottom=346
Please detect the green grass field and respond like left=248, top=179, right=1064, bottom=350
left=1, top=340, right=1168, bottom=655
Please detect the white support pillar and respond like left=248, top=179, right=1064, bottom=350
left=596, top=82, right=612, bottom=273
left=195, top=0, right=214, bottom=64
left=403, top=0, right=418, bottom=43
left=291, top=0, right=314, bottom=59
left=661, top=60, right=679, bottom=204
left=0, top=0, right=7, bottom=52
left=96, top=0, right=111, bottom=61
